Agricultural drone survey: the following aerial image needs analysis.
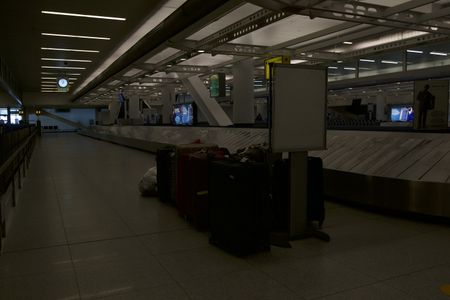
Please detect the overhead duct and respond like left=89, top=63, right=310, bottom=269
left=71, top=0, right=240, bottom=102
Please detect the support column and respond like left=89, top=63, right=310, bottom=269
left=376, top=94, right=387, bottom=121
left=182, top=76, right=233, bottom=126
left=232, top=59, right=255, bottom=125
left=128, top=95, right=141, bottom=120
left=161, top=85, right=176, bottom=125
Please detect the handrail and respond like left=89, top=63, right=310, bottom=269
left=0, top=126, right=38, bottom=253
left=0, top=129, right=37, bottom=176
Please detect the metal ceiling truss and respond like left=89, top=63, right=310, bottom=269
left=342, top=32, right=448, bottom=59
left=0, top=56, right=22, bottom=105
left=196, top=8, right=290, bottom=50
left=280, top=0, right=450, bottom=35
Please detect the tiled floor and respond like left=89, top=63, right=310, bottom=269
left=1, top=133, right=450, bottom=300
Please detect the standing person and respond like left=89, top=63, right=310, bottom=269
left=416, top=84, right=435, bottom=129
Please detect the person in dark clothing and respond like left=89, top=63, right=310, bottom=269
left=416, top=84, right=435, bottom=129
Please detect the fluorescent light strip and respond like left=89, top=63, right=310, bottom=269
left=41, top=58, right=92, bottom=63
left=41, top=10, right=125, bottom=21
left=41, top=32, right=110, bottom=40
left=381, top=60, right=399, bottom=64
left=407, top=49, right=423, bottom=54
left=328, top=66, right=338, bottom=69
left=360, top=59, right=375, bottom=63
left=430, top=51, right=447, bottom=56
left=344, top=67, right=356, bottom=71
left=42, top=66, right=86, bottom=70
left=343, top=41, right=353, bottom=45
left=74, top=1, right=187, bottom=94
left=41, top=72, right=82, bottom=76
left=41, top=47, right=99, bottom=53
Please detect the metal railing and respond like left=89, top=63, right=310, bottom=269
left=0, top=125, right=38, bottom=252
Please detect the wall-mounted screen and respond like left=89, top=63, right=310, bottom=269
left=209, top=73, right=225, bottom=98
left=391, top=106, right=414, bottom=122
left=172, top=103, right=196, bottom=126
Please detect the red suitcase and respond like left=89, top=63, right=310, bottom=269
left=175, top=143, right=218, bottom=216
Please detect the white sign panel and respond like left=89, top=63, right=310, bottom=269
left=270, top=64, right=327, bottom=152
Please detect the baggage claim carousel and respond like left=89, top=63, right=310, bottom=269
left=81, top=126, right=450, bottom=220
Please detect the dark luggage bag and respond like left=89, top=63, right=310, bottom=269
left=307, top=156, right=325, bottom=227
left=185, top=149, right=229, bottom=229
left=209, top=160, right=271, bottom=256
left=156, top=147, right=176, bottom=203
left=175, top=143, right=218, bottom=216
left=271, top=159, right=290, bottom=232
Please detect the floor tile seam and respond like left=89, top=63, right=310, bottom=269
left=251, top=263, right=309, bottom=299
left=142, top=243, right=213, bottom=257
left=374, top=262, right=450, bottom=286
left=84, top=281, right=186, bottom=300
left=1, top=243, right=69, bottom=255
left=134, top=232, right=198, bottom=300
left=0, top=267, right=76, bottom=282
left=50, top=175, right=83, bottom=300
left=308, top=280, right=411, bottom=300
left=251, top=253, right=381, bottom=299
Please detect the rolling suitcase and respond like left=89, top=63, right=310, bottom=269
left=209, top=160, right=271, bottom=256
left=271, top=159, right=290, bottom=232
left=185, top=148, right=229, bottom=229
left=156, top=147, right=176, bottom=203
left=307, top=156, right=325, bottom=227
left=175, top=143, right=218, bottom=216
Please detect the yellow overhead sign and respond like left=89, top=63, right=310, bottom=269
left=265, top=56, right=290, bottom=79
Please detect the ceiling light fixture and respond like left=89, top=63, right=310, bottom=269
left=41, top=10, right=126, bottom=21
left=430, top=51, right=447, bottom=56
left=381, top=60, right=399, bottom=64
left=328, top=66, right=338, bottom=69
left=41, top=66, right=86, bottom=70
left=41, top=32, right=110, bottom=40
left=407, top=49, right=423, bottom=54
left=197, top=49, right=205, bottom=53
left=343, top=41, right=353, bottom=45
left=360, top=59, right=375, bottom=63
left=344, top=67, right=356, bottom=71
left=41, top=47, right=99, bottom=53
left=41, top=58, right=92, bottom=63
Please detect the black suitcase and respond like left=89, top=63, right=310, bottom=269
left=307, top=156, right=325, bottom=227
left=156, top=147, right=176, bottom=203
left=209, top=160, right=270, bottom=256
left=271, top=159, right=290, bottom=232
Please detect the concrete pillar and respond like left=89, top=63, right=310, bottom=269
left=128, top=95, right=141, bottom=120
left=232, top=59, right=255, bottom=124
left=182, top=76, right=233, bottom=126
left=376, top=94, right=387, bottom=121
left=6, top=106, right=11, bottom=124
left=161, top=85, right=176, bottom=125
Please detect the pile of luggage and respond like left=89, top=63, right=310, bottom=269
left=141, top=142, right=325, bottom=257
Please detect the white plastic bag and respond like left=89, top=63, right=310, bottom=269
left=139, top=166, right=158, bottom=196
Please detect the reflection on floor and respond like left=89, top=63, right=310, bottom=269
left=1, top=133, right=449, bottom=300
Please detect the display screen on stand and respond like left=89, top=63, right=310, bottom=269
left=391, top=106, right=414, bottom=122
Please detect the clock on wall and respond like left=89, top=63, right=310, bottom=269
left=57, top=77, right=69, bottom=88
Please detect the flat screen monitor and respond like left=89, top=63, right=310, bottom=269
left=172, top=103, right=196, bottom=126
left=210, top=73, right=225, bottom=98
left=391, top=106, right=414, bottom=122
